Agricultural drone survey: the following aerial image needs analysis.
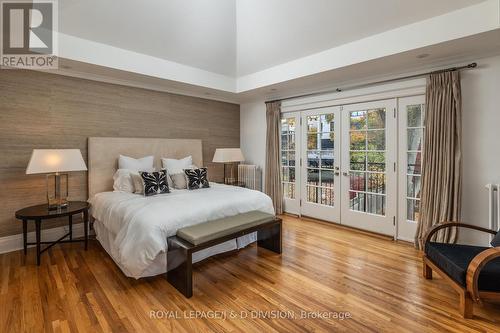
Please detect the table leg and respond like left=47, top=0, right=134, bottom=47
left=22, top=219, right=27, bottom=255
left=35, top=219, right=41, bottom=266
left=83, top=209, right=88, bottom=250
left=69, top=214, right=73, bottom=241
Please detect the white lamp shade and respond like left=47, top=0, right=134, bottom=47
left=26, top=149, right=87, bottom=174
left=212, top=148, right=245, bottom=163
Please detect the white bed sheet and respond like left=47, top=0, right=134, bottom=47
left=89, top=183, right=275, bottom=278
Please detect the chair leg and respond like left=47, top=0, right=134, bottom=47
left=460, top=292, right=473, bottom=319
left=422, top=261, right=432, bottom=279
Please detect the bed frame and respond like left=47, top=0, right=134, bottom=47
left=87, top=137, right=203, bottom=198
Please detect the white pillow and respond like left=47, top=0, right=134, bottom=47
left=130, top=173, right=145, bottom=194
left=118, top=155, right=154, bottom=172
left=161, top=156, right=193, bottom=174
left=113, top=169, right=135, bottom=192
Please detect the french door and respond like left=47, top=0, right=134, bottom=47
left=300, top=107, right=341, bottom=222
left=281, top=97, right=417, bottom=238
left=340, top=100, right=397, bottom=236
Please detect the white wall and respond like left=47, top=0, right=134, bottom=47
left=240, top=100, right=267, bottom=187
left=460, top=55, right=500, bottom=245
left=240, top=55, right=500, bottom=245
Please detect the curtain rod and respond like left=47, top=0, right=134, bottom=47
left=266, top=62, right=477, bottom=104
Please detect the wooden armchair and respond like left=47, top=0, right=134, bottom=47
left=422, top=222, right=500, bottom=318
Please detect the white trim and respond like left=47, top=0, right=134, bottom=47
left=282, top=79, right=426, bottom=112
left=0, top=223, right=87, bottom=255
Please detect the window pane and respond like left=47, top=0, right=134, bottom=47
left=283, top=182, right=295, bottom=199
left=350, top=152, right=366, bottom=171
left=281, top=151, right=287, bottom=166
left=367, top=130, right=385, bottom=151
left=320, top=114, right=334, bottom=132
left=287, top=118, right=296, bottom=131
left=307, top=150, right=319, bottom=168
left=407, top=152, right=422, bottom=174
left=367, top=173, right=386, bottom=194
left=282, top=167, right=289, bottom=181
left=367, top=152, right=385, bottom=172
left=407, top=175, right=421, bottom=198
left=350, top=131, right=366, bottom=150
left=289, top=151, right=296, bottom=166
left=307, top=133, right=319, bottom=149
left=407, top=199, right=420, bottom=221
left=367, top=109, right=385, bottom=129
left=307, top=186, right=320, bottom=203
left=408, top=128, right=423, bottom=151
left=350, top=111, right=367, bottom=130
left=321, top=170, right=334, bottom=187
left=407, top=105, right=422, bottom=127
left=350, top=191, right=365, bottom=212
left=366, top=194, right=385, bottom=216
left=307, top=116, right=319, bottom=133
left=307, top=169, right=319, bottom=186
left=321, top=187, right=334, bottom=206
left=350, top=172, right=366, bottom=191
left=320, top=151, right=334, bottom=169
left=289, top=134, right=295, bottom=150
left=320, top=132, right=334, bottom=149
left=281, top=135, right=288, bottom=150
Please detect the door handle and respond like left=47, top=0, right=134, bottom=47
left=334, top=171, right=340, bottom=176
left=343, top=172, right=350, bottom=177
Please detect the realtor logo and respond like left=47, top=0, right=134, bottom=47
left=1, top=0, right=58, bottom=69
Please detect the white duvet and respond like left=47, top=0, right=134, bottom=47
left=89, top=183, right=275, bottom=278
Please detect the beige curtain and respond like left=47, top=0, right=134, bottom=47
left=415, top=71, right=462, bottom=249
left=265, top=101, right=283, bottom=214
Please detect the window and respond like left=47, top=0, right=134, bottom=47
left=281, top=117, right=296, bottom=199
left=406, top=104, right=425, bottom=222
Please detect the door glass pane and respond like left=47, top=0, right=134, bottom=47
left=305, top=112, right=336, bottom=207
left=407, top=129, right=423, bottom=151
left=350, top=111, right=367, bottom=130
left=348, top=108, right=386, bottom=216
left=407, top=105, right=422, bottom=127
left=405, top=103, right=425, bottom=221
left=367, top=152, right=385, bottom=172
left=367, top=130, right=385, bottom=150
left=350, top=132, right=366, bottom=150
left=320, top=170, right=334, bottom=187
left=367, top=109, right=385, bottom=129
left=349, top=172, right=366, bottom=191
left=281, top=116, right=296, bottom=199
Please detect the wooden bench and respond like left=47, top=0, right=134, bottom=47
left=166, top=211, right=282, bottom=298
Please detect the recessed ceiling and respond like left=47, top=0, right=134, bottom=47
left=59, top=0, right=485, bottom=77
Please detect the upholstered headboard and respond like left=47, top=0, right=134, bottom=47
left=88, top=137, right=203, bottom=198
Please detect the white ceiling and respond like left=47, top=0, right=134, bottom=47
left=59, top=0, right=485, bottom=77
left=236, top=0, right=485, bottom=75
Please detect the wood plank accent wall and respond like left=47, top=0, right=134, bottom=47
left=0, top=70, right=240, bottom=237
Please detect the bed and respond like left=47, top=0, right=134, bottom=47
left=87, top=137, right=275, bottom=279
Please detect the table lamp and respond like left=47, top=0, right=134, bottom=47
left=212, top=148, right=245, bottom=184
left=26, top=149, right=87, bottom=210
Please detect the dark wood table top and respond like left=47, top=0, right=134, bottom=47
left=15, top=201, right=90, bottom=220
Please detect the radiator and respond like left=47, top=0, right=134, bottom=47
left=486, top=184, right=499, bottom=241
left=238, top=164, right=262, bottom=191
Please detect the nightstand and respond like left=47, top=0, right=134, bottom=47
left=15, top=201, right=90, bottom=265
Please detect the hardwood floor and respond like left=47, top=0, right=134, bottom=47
left=0, top=215, right=499, bottom=332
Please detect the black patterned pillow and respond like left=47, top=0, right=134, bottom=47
left=184, top=168, right=210, bottom=190
left=139, top=170, right=170, bottom=196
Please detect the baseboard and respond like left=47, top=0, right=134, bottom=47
left=0, top=223, right=86, bottom=254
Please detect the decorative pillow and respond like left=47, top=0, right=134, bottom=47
left=170, top=173, right=188, bottom=190
left=139, top=170, right=170, bottom=196
left=112, top=169, right=135, bottom=192
left=491, top=231, right=500, bottom=247
left=184, top=168, right=210, bottom=190
left=118, top=155, right=154, bottom=172
left=130, top=173, right=145, bottom=194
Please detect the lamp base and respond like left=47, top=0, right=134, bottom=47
left=46, top=173, right=69, bottom=210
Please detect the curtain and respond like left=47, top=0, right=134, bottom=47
left=265, top=101, right=283, bottom=214
left=415, top=71, right=462, bottom=249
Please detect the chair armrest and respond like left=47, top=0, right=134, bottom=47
left=466, top=247, right=500, bottom=304
left=424, top=222, right=496, bottom=248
